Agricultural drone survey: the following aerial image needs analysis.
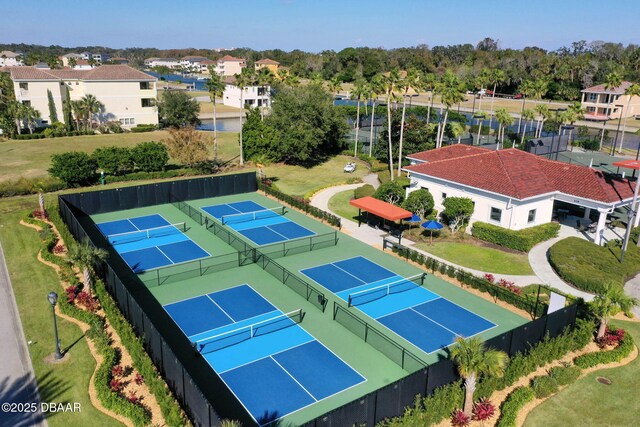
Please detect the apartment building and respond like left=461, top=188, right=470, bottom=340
left=581, top=81, right=640, bottom=120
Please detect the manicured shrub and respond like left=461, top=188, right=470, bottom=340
left=402, top=189, right=434, bottom=219
left=530, top=375, right=559, bottom=398
left=496, top=387, right=535, bottom=427
left=472, top=398, right=496, bottom=423
left=549, top=237, right=640, bottom=293
left=92, top=146, right=134, bottom=175
left=471, top=222, right=560, bottom=252
left=130, top=124, right=158, bottom=133
left=354, top=184, right=375, bottom=199
left=130, top=141, right=169, bottom=172
left=48, top=151, right=97, bottom=186
left=574, top=328, right=634, bottom=368
left=548, top=363, right=581, bottom=386
left=373, top=180, right=405, bottom=205
left=0, top=176, right=66, bottom=198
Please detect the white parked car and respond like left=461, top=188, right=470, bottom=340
left=343, top=162, right=357, bottom=173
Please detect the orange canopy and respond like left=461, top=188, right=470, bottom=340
left=349, top=196, right=412, bottom=221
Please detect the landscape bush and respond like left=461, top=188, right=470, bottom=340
left=354, top=184, right=375, bottom=199
left=548, top=363, right=581, bottom=386
left=92, top=146, right=134, bottom=175
left=548, top=237, right=640, bottom=293
left=48, top=151, right=97, bottom=186
left=130, top=141, right=169, bottom=172
left=471, top=222, right=560, bottom=252
left=130, top=124, right=158, bottom=133
left=496, top=387, right=535, bottom=427
left=574, top=328, right=634, bottom=368
left=530, top=375, right=559, bottom=398
left=0, top=176, right=66, bottom=197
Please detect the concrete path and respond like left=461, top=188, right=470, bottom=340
left=0, top=243, right=46, bottom=426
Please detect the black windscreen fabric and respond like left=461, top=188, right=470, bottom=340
left=183, top=371, right=212, bottom=427
left=485, top=331, right=513, bottom=355
left=161, top=342, right=185, bottom=403
left=510, top=316, right=547, bottom=355
left=545, top=306, right=575, bottom=338
left=375, top=382, right=402, bottom=423
left=143, top=317, right=163, bottom=368
left=426, top=358, right=458, bottom=395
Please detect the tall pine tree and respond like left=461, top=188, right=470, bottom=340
left=47, top=89, right=59, bottom=123
left=62, top=86, right=73, bottom=131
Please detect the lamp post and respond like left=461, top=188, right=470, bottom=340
left=471, top=93, right=477, bottom=115
left=48, top=291, right=63, bottom=360
left=610, top=104, right=625, bottom=156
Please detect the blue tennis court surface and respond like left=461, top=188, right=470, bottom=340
left=301, top=257, right=496, bottom=354
left=201, top=201, right=316, bottom=246
left=96, top=214, right=210, bottom=273
left=164, top=284, right=365, bottom=425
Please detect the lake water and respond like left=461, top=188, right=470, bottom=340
left=198, top=117, right=243, bottom=132
left=146, top=71, right=208, bottom=90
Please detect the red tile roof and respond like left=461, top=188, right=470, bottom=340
left=581, top=81, right=634, bottom=95
left=6, top=65, right=155, bottom=81
left=404, top=148, right=634, bottom=204
left=407, top=144, right=491, bottom=162
left=256, top=58, right=280, bottom=65
left=218, top=55, right=245, bottom=62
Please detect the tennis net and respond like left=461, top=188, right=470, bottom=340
left=348, top=274, right=426, bottom=307
left=221, top=206, right=286, bottom=225
left=193, top=309, right=304, bottom=353
left=108, top=222, right=187, bottom=245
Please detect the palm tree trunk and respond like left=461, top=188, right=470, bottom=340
left=488, top=84, right=497, bottom=131
left=239, top=90, right=244, bottom=165
left=83, top=267, right=92, bottom=294
left=599, top=117, right=608, bottom=151
left=618, top=100, right=632, bottom=153
left=397, top=97, right=407, bottom=177
left=15, top=119, right=21, bottom=135
left=439, top=109, right=449, bottom=148
left=387, top=99, right=394, bottom=181
left=539, top=119, right=545, bottom=138
left=354, top=99, right=360, bottom=157
left=477, top=120, right=483, bottom=146
left=463, top=373, right=477, bottom=416
left=520, top=122, right=528, bottom=146
left=369, top=102, right=376, bottom=157
left=517, top=97, right=525, bottom=134
left=426, top=92, right=433, bottom=126
left=213, top=99, right=218, bottom=159
left=597, top=319, right=607, bottom=339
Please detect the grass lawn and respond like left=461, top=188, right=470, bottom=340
left=0, top=195, right=122, bottom=427
left=415, top=241, right=534, bottom=275
left=197, top=102, right=241, bottom=115
left=263, top=156, right=369, bottom=197
left=0, top=131, right=240, bottom=182
left=524, top=319, right=640, bottom=427
left=328, top=189, right=361, bottom=221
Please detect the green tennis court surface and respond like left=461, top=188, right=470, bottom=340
left=89, top=191, right=527, bottom=425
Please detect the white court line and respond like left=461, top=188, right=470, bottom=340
left=410, top=306, right=461, bottom=337
left=206, top=294, right=236, bottom=323
left=127, top=218, right=141, bottom=231
left=270, top=356, right=317, bottom=401
left=218, top=338, right=316, bottom=375
left=371, top=296, right=443, bottom=319
left=155, top=246, right=175, bottom=265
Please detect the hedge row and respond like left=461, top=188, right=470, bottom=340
left=48, top=206, right=189, bottom=426
left=0, top=177, right=67, bottom=198
left=471, top=221, right=560, bottom=252
left=27, top=213, right=151, bottom=426
left=496, top=387, right=535, bottom=427
left=391, top=245, right=546, bottom=317
left=258, top=181, right=342, bottom=228
left=574, top=330, right=635, bottom=368
left=380, top=319, right=592, bottom=427
left=12, top=130, right=95, bottom=140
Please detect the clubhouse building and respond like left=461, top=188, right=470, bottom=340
left=404, top=145, right=635, bottom=245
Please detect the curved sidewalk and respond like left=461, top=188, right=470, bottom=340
left=310, top=182, right=541, bottom=288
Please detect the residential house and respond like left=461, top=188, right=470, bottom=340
left=254, top=58, right=280, bottom=74
left=180, top=56, right=210, bottom=72
left=91, top=53, right=110, bottom=64
left=145, top=57, right=180, bottom=69
left=222, top=76, right=270, bottom=109
left=403, top=145, right=634, bottom=245
left=109, top=57, right=130, bottom=65
left=0, top=51, right=23, bottom=67
left=5, top=65, right=158, bottom=129
left=60, top=53, right=85, bottom=67
left=212, top=55, right=246, bottom=76
left=581, top=81, right=640, bottom=120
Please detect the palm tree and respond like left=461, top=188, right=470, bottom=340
left=397, top=69, right=421, bottom=176
left=535, top=104, right=550, bottom=138
left=474, top=111, right=489, bottom=145
left=328, top=76, right=343, bottom=96
left=449, top=122, right=465, bottom=144
left=589, top=283, right=638, bottom=340
left=368, top=75, right=384, bottom=157
left=350, top=79, right=367, bottom=157
left=617, top=83, right=640, bottom=153
left=205, top=68, right=225, bottom=159
left=600, top=72, right=623, bottom=150
left=81, top=94, right=104, bottom=130
left=22, top=105, right=41, bottom=134
left=450, top=336, right=508, bottom=416
left=68, top=239, right=108, bottom=295
left=9, top=101, right=25, bottom=135
left=520, top=109, right=536, bottom=146
left=234, top=68, right=255, bottom=166
left=255, top=67, right=274, bottom=121
left=487, top=69, right=506, bottom=135
left=495, top=108, right=513, bottom=149
left=475, top=68, right=491, bottom=112
left=383, top=69, right=402, bottom=181
left=434, top=70, right=466, bottom=148
left=530, top=78, right=549, bottom=101
left=71, top=100, right=86, bottom=131
left=68, top=57, right=77, bottom=68
left=517, top=80, right=536, bottom=134
left=423, top=73, right=437, bottom=126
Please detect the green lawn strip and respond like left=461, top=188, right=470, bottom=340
left=415, top=242, right=534, bottom=275
left=0, top=201, right=122, bottom=427
left=327, top=188, right=360, bottom=221
left=549, top=236, right=640, bottom=293
left=263, top=155, right=367, bottom=197
left=523, top=320, right=640, bottom=427
left=0, top=131, right=240, bottom=183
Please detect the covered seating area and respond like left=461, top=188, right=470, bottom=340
left=349, top=197, right=413, bottom=241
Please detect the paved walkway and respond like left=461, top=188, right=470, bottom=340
left=0, top=243, right=46, bottom=426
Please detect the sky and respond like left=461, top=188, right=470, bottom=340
left=1, top=0, right=639, bottom=52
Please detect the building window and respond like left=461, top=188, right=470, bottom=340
left=21, top=100, right=31, bottom=106
left=140, top=82, right=151, bottom=90
left=528, top=209, right=536, bottom=223
left=19, top=82, right=28, bottom=90
left=120, top=118, right=136, bottom=125
left=490, top=207, right=502, bottom=222
left=141, top=98, right=153, bottom=107
left=442, top=192, right=447, bottom=200
left=588, top=93, right=597, bottom=101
